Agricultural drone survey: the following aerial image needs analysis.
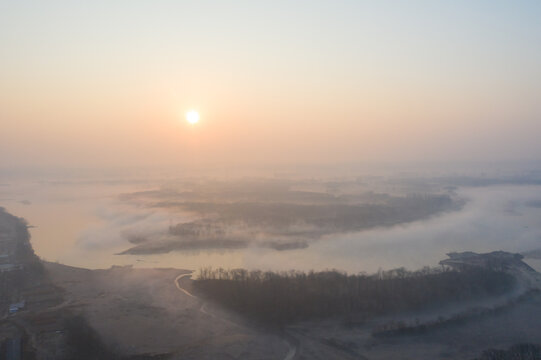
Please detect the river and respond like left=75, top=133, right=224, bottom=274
left=2, top=180, right=541, bottom=273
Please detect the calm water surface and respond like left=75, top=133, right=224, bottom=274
left=2, top=181, right=541, bottom=273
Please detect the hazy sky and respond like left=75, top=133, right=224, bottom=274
left=1, top=1, right=540, bottom=169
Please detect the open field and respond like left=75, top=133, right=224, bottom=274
left=44, top=262, right=290, bottom=359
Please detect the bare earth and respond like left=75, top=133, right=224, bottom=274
left=44, top=262, right=289, bottom=360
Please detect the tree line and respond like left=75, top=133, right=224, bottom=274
left=193, top=266, right=516, bottom=327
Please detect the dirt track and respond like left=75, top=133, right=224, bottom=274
left=174, top=272, right=299, bottom=360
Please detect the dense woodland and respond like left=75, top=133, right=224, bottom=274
left=193, top=267, right=516, bottom=326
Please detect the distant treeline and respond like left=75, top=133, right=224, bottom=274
left=175, top=193, right=458, bottom=231
left=473, top=343, right=541, bottom=360
left=372, top=289, right=540, bottom=338
left=193, top=267, right=515, bottom=327
left=122, top=193, right=461, bottom=255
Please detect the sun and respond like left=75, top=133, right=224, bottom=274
left=186, top=110, right=200, bottom=124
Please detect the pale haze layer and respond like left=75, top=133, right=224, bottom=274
left=1, top=0, right=540, bottom=169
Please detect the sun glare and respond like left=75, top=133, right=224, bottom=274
left=186, top=110, right=200, bottom=124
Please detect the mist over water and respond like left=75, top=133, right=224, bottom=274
left=285, top=186, right=541, bottom=273
left=2, top=176, right=541, bottom=273
left=2, top=2, right=541, bottom=358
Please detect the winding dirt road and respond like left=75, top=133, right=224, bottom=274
left=174, top=272, right=215, bottom=318
left=174, top=271, right=298, bottom=360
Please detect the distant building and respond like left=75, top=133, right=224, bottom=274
left=8, top=301, right=25, bottom=314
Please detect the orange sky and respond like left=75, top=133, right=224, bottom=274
left=1, top=1, right=540, bottom=169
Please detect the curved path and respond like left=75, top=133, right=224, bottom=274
left=174, top=273, right=197, bottom=298
left=174, top=271, right=298, bottom=360
left=283, top=333, right=297, bottom=360
left=174, top=272, right=215, bottom=318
